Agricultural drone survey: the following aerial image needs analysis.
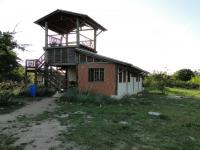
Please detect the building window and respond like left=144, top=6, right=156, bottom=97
left=119, top=68, right=122, bottom=83
left=128, top=71, right=130, bottom=82
left=94, top=58, right=100, bottom=62
left=123, top=71, right=126, bottom=82
left=136, top=75, right=140, bottom=82
left=87, top=56, right=94, bottom=62
left=88, top=68, right=94, bottom=81
left=88, top=68, right=104, bottom=81
left=100, top=68, right=104, bottom=81
left=80, top=54, right=86, bottom=63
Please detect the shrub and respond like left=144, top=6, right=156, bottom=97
left=36, top=87, right=55, bottom=97
left=0, top=90, right=13, bottom=106
left=18, top=86, right=56, bottom=97
left=173, top=69, right=195, bottom=81
left=167, top=80, right=199, bottom=89
left=59, top=88, right=118, bottom=105
left=190, top=76, right=200, bottom=85
left=144, top=72, right=169, bottom=94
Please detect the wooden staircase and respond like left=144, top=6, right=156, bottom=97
left=25, top=54, right=64, bottom=90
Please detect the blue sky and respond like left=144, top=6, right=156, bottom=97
left=0, top=0, right=200, bottom=73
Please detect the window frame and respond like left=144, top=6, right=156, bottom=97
left=128, top=71, right=130, bottom=82
left=123, top=71, right=126, bottom=82
left=88, top=68, right=104, bottom=82
left=119, top=68, right=122, bottom=83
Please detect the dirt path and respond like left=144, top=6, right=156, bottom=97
left=0, top=97, right=56, bottom=123
left=0, top=93, right=66, bottom=150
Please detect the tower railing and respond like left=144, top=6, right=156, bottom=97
left=47, top=33, right=94, bottom=49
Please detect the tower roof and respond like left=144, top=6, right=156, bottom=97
left=34, top=9, right=107, bottom=34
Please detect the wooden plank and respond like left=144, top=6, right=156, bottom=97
left=45, top=22, right=48, bottom=48
left=60, top=48, right=63, bottom=63
left=76, top=18, right=80, bottom=46
left=66, top=34, right=68, bottom=46
left=62, top=48, right=68, bottom=63
left=94, top=29, right=97, bottom=50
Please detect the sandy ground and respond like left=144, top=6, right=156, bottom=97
left=0, top=97, right=56, bottom=123
left=0, top=93, right=67, bottom=150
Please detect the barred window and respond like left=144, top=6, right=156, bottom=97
left=136, top=76, right=140, bottom=82
left=123, top=71, right=126, bottom=82
left=80, top=54, right=86, bottom=63
left=100, top=68, right=104, bottom=81
left=128, top=71, right=130, bottom=82
left=119, top=68, right=122, bottom=83
left=87, top=56, right=94, bottom=62
left=88, top=68, right=104, bottom=81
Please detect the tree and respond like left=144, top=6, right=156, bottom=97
left=173, top=69, right=195, bottom=81
left=0, top=31, right=25, bottom=81
left=144, top=72, right=169, bottom=94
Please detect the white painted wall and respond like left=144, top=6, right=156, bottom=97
left=127, top=77, right=134, bottom=95
left=117, top=82, right=127, bottom=96
left=138, top=77, right=143, bottom=92
left=117, top=69, right=143, bottom=97
left=133, top=77, right=143, bottom=94
left=68, top=67, right=77, bottom=81
left=133, top=77, right=138, bottom=94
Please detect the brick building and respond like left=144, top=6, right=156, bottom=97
left=25, top=9, right=148, bottom=97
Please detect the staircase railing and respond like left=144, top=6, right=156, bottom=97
left=26, top=53, right=64, bottom=90
left=36, top=53, right=45, bottom=69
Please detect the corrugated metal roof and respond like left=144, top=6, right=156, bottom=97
left=76, top=48, right=148, bottom=74
left=34, top=9, right=107, bottom=34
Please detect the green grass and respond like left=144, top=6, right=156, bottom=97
left=53, top=89, right=200, bottom=150
left=167, top=87, right=200, bottom=98
left=0, top=97, right=43, bottom=115
left=15, top=88, right=200, bottom=149
left=0, top=133, right=23, bottom=150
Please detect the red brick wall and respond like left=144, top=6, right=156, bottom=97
left=78, top=63, right=116, bottom=96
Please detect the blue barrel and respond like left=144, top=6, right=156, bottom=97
left=29, top=84, right=37, bottom=97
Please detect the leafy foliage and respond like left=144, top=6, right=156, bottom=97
left=59, top=88, right=121, bottom=105
left=173, top=69, right=195, bottom=81
left=0, top=31, right=25, bottom=82
left=0, top=91, right=13, bottom=106
left=18, top=85, right=55, bottom=97
left=190, top=76, right=200, bottom=85
left=144, top=72, right=169, bottom=94
left=168, top=80, right=199, bottom=89
left=145, top=69, right=200, bottom=90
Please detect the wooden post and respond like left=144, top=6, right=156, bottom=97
left=44, top=22, right=48, bottom=88
left=45, top=22, right=48, bottom=48
left=34, top=71, right=37, bottom=85
left=76, top=65, right=78, bottom=88
left=94, top=29, right=97, bottom=51
left=66, top=34, right=68, bottom=46
left=44, top=63, right=48, bottom=88
left=76, top=18, right=80, bottom=46
left=65, top=67, right=68, bottom=88
left=25, top=60, right=28, bottom=85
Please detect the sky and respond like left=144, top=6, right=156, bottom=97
left=0, top=0, right=200, bottom=73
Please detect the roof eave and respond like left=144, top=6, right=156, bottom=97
left=34, top=9, right=107, bottom=31
left=75, top=48, right=148, bottom=74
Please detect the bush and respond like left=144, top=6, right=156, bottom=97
left=59, top=88, right=119, bottom=105
left=0, top=90, right=14, bottom=106
left=18, top=86, right=56, bottom=97
left=190, top=76, right=200, bottom=85
left=167, top=80, right=199, bottom=89
left=173, top=69, right=195, bottom=81
left=36, top=87, right=55, bottom=97
left=144, top=72, right=169, bottom=94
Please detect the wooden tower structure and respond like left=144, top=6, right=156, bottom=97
left=25, top=9, right=106, bottom=90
